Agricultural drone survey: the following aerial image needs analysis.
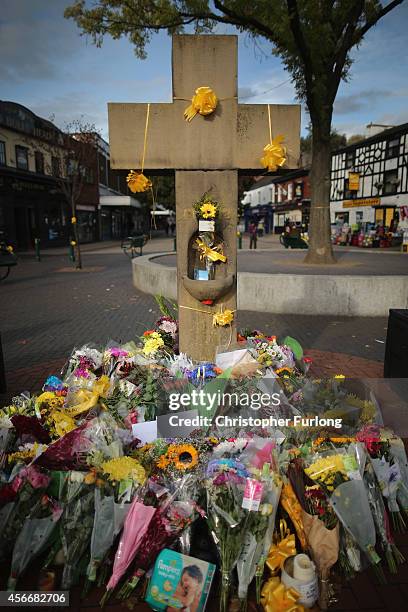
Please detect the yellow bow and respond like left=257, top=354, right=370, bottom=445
left=195, top=238, right=227, bottom=263
left=266, top=533, right=297, bottom=573
left=66, top=375, right=110, bottom=417
left=126, top=171, right=152, bottom=193
left=261, top=577, right=304, bottom=612
left=213, top=309, right=234, bottom=327
left=184, top=86, right=218, bottom=122
left=280, top=482, right=308, bottom=551
left=261, top=135, right=287, bottom=172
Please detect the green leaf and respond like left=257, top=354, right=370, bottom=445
left=282, top=336, right=303, bottom=360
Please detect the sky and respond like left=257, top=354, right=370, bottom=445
left=1, top=0, right=408, bottom=140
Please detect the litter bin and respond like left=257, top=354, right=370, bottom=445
left=384, top=309, right=408, bottom=377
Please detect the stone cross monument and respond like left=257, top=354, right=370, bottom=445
left=108, top=35, right=300, bottom=361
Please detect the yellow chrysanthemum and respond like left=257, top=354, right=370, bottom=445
left=166, top=443, right=199, bottom=471
left=51, top=410, right=77, bottom=438
left=143, top=332, right=164, bottom=356
left=101, top=456, right=146, bottom=484
left=200, top=202, right=217, bottom=219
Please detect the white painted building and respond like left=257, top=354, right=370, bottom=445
left=331, top=123, right=408, bottom=229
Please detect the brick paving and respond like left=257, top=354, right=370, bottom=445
left=1, top=240, right=406, bottom=611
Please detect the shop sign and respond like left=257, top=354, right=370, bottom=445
left=348, top=172, right=360, bottom=191
left=343, top=197, right=380, bottom=208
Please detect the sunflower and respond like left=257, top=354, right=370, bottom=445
left=167, top=443, right=199, bottom=471
left=275, top=367, right=293, bottom=376
left=156, top=454, right=170, bottom=469
left=200, top=202, right=217, bottom=219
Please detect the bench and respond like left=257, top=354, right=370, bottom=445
left=121, top=235, right=149, bottom=258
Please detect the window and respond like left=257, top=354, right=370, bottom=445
left=35, top=151, right=44, bottom=174
left=345, top=151, right=355, bottom=169
left=386, top=137, right=400, bottom=159
left=383, top=169, right=399, bottom=195
left=343, top=178, right=357, bottom=199
left=81, top=166, right=94, bottom=184
left=287, top=183, right=293, bottom=200
left=15, top=145, right=29, bottom=170
left=51, top=156, right=60, bottom=177
left=0, top=141, right=5, bottom=165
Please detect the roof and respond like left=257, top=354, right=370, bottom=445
left=0, top=100, right=64, bottom=142
left=333, top=122, right=408, bottom=154
left=245, top=168, right=309, bottom=192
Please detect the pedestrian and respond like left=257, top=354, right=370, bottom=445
left=249, top=221, right=258, bottom=249
left=258, top=218, right=264, bottom=237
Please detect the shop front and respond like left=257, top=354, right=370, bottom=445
left=99, top=195, right=144, bottom=241
left=0, top=169, right=69, bottom=249
left=272, top=200, right=310, bottom=234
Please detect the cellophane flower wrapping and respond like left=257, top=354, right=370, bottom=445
left=389, top=435, right=408, bottom=515
left=0, top=467, right=50, bottom=559
left=60, top=479, right=95, bottom=589
left=7, top=496, right=62, bottom=590
left=205, top=457, right=252, bottom=612
left=119, top=474, right=201, bottom=599
left=104, top=492, right=156, bottom=593
left=235, top=438, right=281, bottom=605
left=86, top=489, right=130, bottom=582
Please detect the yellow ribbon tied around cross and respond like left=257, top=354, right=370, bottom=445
left=184, top=86, right=218, bottom=122
left=261, top=577, right=305, bottom=612
left=261, top=104, right=287, bottom=172
left=195, top=238, right=227, bottom=264
left=213, top=309, right=234, bottom=327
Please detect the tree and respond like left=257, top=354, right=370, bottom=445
left=347, top=134, right=366, bottom=145
left=65, top=0, right=405, bottom=263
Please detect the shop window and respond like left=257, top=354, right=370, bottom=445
left=287, top=183, right=293, bottom=200
left=345, top=151, right=355, bottom=169
left=386, top=137, right=400, bottom=159
left=51, top=156, right=60, bottom=177
left=383, top=169, right=399, bottom=195
left=15, top=145, right=29, bottom=170
left=35, top=151, right=44, bottom=174
left=295, top=182, right=303, bottom=198
left=0, top=141, right=6, bottom=166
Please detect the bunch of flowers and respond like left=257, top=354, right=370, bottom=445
left=193, top=191, right=221, bottom=220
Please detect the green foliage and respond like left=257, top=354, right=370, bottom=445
left=65, top=1, right=404, bottom=118
left=301, top=124, right=347, bottom=154
left=282, top=335, right=303, bottom=360
left=154, top=294, right=178, bottom=318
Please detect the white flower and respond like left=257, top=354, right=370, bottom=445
left=260, top=503, right=273, bottom=516
left=165, top=353, right=194, bottom=376
left=0, top=416, right=13, bottom=429
left=159, top=320, right=178, bottom=338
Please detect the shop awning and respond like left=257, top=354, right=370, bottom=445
left=100, top=195, right=141, bottom=208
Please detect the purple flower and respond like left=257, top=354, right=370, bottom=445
left=109, top=348, right=129, bottom=358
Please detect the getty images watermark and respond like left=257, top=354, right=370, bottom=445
left=167, top=390, right=343, bottom=429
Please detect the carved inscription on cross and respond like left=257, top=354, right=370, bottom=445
left=109, top=35, right=300, bottom=361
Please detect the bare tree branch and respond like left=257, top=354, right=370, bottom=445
left=357, top=0, right=405, bottom=39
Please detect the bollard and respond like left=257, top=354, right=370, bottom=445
left=173, top=236, right=177, bottom=252
left=34, top=238, right=41, bottom=262
left=237, top=231, right=242, bottom=249
left=69, top=241, right=76, bottom=263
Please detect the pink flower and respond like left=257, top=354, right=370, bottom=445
left=23, top=466, right=50, bottom=489
left=110, top=348, right=129, bottom=358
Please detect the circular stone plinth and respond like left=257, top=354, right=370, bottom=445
left=154, top=249, right=408, bottom=275
left=132, top=252, right=408, bottom=316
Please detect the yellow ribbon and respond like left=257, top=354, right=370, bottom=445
left=127, top=103, right=152, bottom=193
left=195, top=238, right=227, bottom=264
left=261, top=577, right=304, bottom=612
left=66, top=375, right=110, bottom=417
left=260, top=105, right=286, bottom=172
left=213, top=309, right=234, bottom=327
left=280, top=482, right=308, bottom=551
left=266, top=533, right=297, bottom=573
left=184, top=86, right=218, bottom=121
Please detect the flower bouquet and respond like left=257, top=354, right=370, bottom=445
left=118, top=474, right=201, bottom=599
left=100, top=487, right=157, bottom=604
left=204, top=458, right=251, bottom=612
left=7, top=494, right=62, bottom=590
left=288, top=456, right=339, bottom=610
left=305, top=449, right=385, bottom=582
left=84, top=488, right=131, bottom=593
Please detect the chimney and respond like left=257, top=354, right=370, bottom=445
left=366, top=122, right=394, bottom=138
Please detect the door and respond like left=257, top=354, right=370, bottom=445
left=14, top=207, right=31, bottom=249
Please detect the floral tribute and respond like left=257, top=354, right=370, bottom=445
left=1, top=305, right=408, bottom=611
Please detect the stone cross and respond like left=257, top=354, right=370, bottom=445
left=108, top=35, right=300, bottom=361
